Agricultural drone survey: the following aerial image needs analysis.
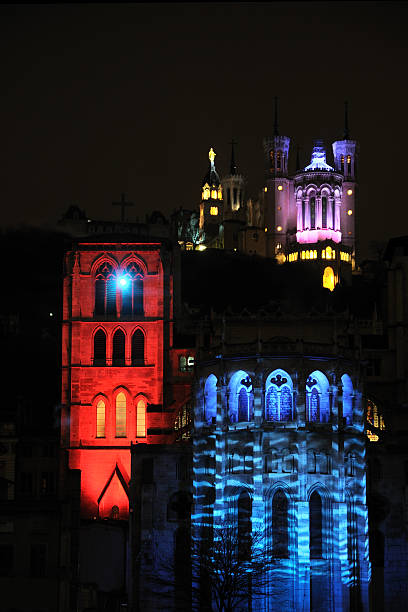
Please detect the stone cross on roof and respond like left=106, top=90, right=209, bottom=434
left=112, top=193, right=134, bottom=222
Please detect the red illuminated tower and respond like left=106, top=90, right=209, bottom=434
left=61, top=236, right=192, bottom=519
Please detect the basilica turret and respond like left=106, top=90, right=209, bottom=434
left=221, top=141, right=247, bottom=251
left=263, top=98, right=294, bottom=258
left=199, top=147, right=223, bottom=247
left=332, top=102, right=358, bottom=254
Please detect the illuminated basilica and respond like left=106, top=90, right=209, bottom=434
left=193, top=102, right=357, bottom=292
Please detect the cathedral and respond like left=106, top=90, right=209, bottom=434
left=54, top=107, right=408, bottom=612
left=189, top=101, right=356, bottom=293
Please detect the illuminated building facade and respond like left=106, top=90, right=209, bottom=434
left=197, top=103, right=357, bottom=289
left=61, top=236, right=192, bottom=520
left=193, top=316, right=370, bottom=611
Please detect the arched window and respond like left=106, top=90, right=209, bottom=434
left=306, top=372, right=330, bottom=423
left=322, top=196, right=327, bottom=228
left=93, top=329, right=106, bottom=365
left=310, top=196, right=316, bottom=229
left=272, top=490, right=289, bottom=558
left=341, top=374, right=353, bottom=425
left=265, top=370, right=293, bottom=422
left=115, top=392, right=126, bottom=437
left=302, top=200, right=306, bottom=229
left=347, top=154, right=352, bottom=175
left=309, top=491, right=323, bottom=558
left=96, top=399, right=105, bottom=438
left=94, top=261, right=117, bottom=316
left=323, top=266, right=335, bottom=291
left=238, top=491, right=252, bottom=560
left=340, top=154, right=345, bottom=173
left=204, top=374, right=217, bottom=425
left=136, top=398, right=146, bottom=437
left=131, top=329, right=145, bottom=365
left=112, top=329, right=125, bottom=366
left=228, top=371, right=254, bottom=423
left=332, top=200, right=336, bottom=230
left=120, top=262, right=144, bottom=316
left=110, top=505, right=119, bottom=520
left=238, top=388, right=249, bottom=422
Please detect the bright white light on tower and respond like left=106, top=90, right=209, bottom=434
left=118, top=277, right=129, bottom=289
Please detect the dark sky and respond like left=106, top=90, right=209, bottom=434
left=1, top=2, right=407, bottom=258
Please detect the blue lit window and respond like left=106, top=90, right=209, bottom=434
left=309, top=491, right=323, bottom=558
left=341, top=373, right=353, bottom=425
left=204, top=374, right=217, bottom=425
left=228, top=371, right=253, bottom=423
left=94, top=261, right=117, bottom=316
left=272, top=490, right=289, bottom=558
left=120, top=262, right=144, bottom=316
left=306, top=371, right=330, bottom=423
left=265, top=370, right=293, bottom=422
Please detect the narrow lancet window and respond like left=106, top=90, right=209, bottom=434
left=93, top=329, right=106, bottom=365
left=112, top=329, right=125, bottom=366
left=136, top=398, right=146, bottom=437
left=310, top=491, right=323, bottom=558
left=272, top=490, right=289, bottom=558
left=115, top=392, right=126, bottom=437
left=131, top=329, right=145, bottom=364
left=310, top=197, right=316, bottom=229
left=96, top=400, right=105, bottom=437
left=322, top=196, right=327, bottom=228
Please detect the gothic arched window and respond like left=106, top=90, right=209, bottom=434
left=265, top=371, right=293, bottom=422
left=306, top=371, right=330, bottom=423
left=238, top=491, right=252, bottom=560
left=322, top=196, right=327, bottom=228
left=93, top=329, right=106, bottom=365
left=309, top=491, right=323, bottom=558
left=341, top=374, right=353, bottom=425
left=120, top=262, right=144, bottom=316
left=115, top=392, right=126, bottom=437
left=272, top=490, right=289, bottom=558
left=96, top=399, right=106, bottom=438
left=310, top=196, right=316, bottom=229
left=136, top=398, right=146, bottom=437
left=112, top=329, right=125, bottom=366
left=94, top=261, right=117, bottom=316
left=204, top=374, right=217, bottom=425
left=238, top=388, right=249, bottom=422
left=131, top=329, right=145, bottom=365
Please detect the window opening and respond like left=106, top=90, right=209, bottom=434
left=310, top=196, right=316, bottom=229
left=136, top=398, right=146, bottom=437
left=96, top=400, right=105, bottom=437
left=131, top=329, right=145, bottom=364
left=93, top=329, right=106, bottom=365
left=272, top=490, right=289, bottom=558
left=115, top=392, right=126, bottom=437
left=309, top=491, right=323, bottom=558
left=112, top=329, right=125, bottom=366
left=322, top=196, right=327, bottom=228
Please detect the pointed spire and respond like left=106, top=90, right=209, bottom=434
left=343, top=100, right=350, bottom=140
left=273, top=96, right=279, bottom=137
left=229, top=139, right=237, bottom=175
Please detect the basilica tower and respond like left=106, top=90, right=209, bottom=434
left=263, top=98, right=294, bottom=258
left=199, top=148, right=223, bottom=247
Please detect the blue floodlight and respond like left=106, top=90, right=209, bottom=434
left=118, top=276, right=129, bottom=289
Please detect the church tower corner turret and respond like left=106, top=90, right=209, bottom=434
left=199, top=147, right=224, bottom=247
left=332, top=102, right=358, bottom=257
left=262, top=98, right=293, bottom=258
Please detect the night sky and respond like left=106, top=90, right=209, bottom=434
left=1, top=2, right=407, bottom=259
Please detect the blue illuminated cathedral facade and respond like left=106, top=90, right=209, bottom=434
left=192, top=315, right=370, bottom=611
